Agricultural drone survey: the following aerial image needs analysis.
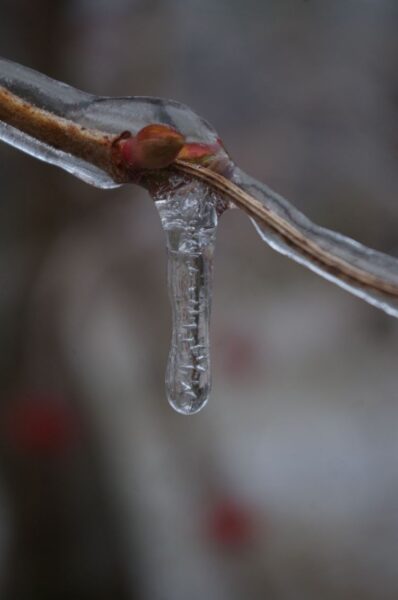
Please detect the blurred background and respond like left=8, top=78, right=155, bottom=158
left=1, top=1, right=398, bottom=598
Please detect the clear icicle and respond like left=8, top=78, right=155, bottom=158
left=155, top=179, right=219, bottom=415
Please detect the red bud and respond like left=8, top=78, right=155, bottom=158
left=119, top=124, right=185, bottom=170
left=177, top=142, right=218, bottom=163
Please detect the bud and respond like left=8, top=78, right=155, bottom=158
left=177, top=142, right=218, bottom=163
left=119, top=124, right=185, bottom=170
left=178, top=140, right=232, bottom=175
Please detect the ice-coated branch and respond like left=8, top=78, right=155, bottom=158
left=1, top=57, right=398, bottom=412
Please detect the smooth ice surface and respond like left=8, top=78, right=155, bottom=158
left=232, top=168, right=398, bottom=318
left=155, top=179, right=219, bottom=415
left=0, top=121, right=118, bottom=188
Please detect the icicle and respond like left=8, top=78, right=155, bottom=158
left=155, top=179, right=219, bottom=414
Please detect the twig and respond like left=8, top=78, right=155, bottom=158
left=1, top=83, right=398, bottom=299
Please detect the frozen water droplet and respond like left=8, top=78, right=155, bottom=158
left=155, top=179, right=219, bottom=415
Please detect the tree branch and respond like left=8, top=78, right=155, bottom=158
left=1, top=65, right=398, bottom=309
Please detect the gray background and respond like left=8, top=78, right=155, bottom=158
left=0, top=1, right=398, bottom=598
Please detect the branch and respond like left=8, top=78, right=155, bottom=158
left=1, top=57, right=398, bottom=317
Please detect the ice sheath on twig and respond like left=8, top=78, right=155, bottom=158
left=1, top=57, right=398, bottom=412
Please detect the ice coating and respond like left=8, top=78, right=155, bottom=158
left=154, top=178, right=219, bottom=414
left=0, top=57, right=224, bottom=188
left=231, top=168, right=398, bottom=317
left=0, top=120, right=117, bottom=188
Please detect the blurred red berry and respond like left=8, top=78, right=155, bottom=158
left=207, top=499, right=254, bottom=548
left=5, top=393, right=79, bottom=456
